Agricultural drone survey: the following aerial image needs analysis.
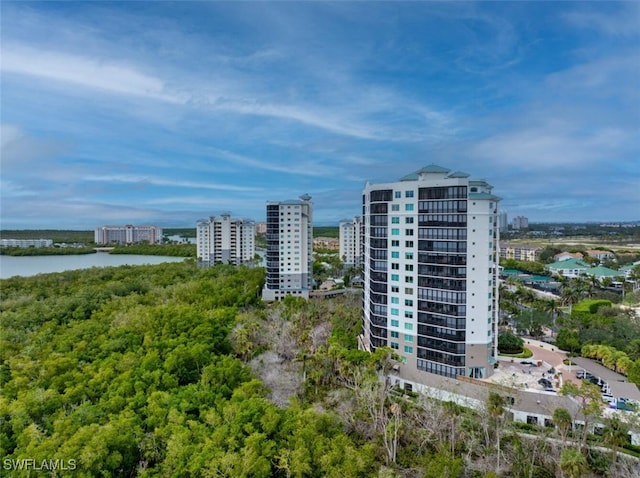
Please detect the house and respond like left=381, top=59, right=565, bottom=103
left=620, top=261, right=640, bottom=279
left=319, top=278, right=344, bottom=291
left=553, top=252, right=584, bottom=262
left=546, top=258, right=589, bottom=278
left=584, top=266, right=622, bottom=281
left=585, top=250, right=615, bottom=263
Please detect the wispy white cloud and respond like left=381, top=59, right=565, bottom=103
left=563, top=4, right=640, bottom=37
left=1, top=45, right=183, bottom=103
left=204, top=147, right=343, bottom=178
left=84, top=174, right=259, bottom=192
left=0, top=123, right=71, bottom=170
left=471, top=126, right=630, bottom=170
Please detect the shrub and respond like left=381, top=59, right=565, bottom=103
left=498, top=333, right=524, bottom=354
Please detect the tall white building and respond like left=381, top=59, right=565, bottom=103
left=361, top=165, right=500, bottom=380
left=94, top=225, right=163, bottom=245
left=262, top=195, right=313, bottom=300
left=339, top=216, right=363, bottom=267
left=196, top=214, right=255, bottom=265
left=498, top=210, right=508, bottom=233
left=512, top=216, right=529, bottom=230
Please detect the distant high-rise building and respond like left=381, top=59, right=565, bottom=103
left=339, top=216, right=363, bottom=267
left=498, top=210, right=508, bottom=233
left=361, top=165, right=500, bottom=380
left=196, top=214, right=255, bottom=265
left=95, top=225, right=163, bottom=245
left=255, top=222, right=267, bottom=234
left=262, top=195, right=313, bottom=300
left=512, top=216, right=529, bottom=230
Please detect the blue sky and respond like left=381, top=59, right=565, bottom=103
left=1, top=1, right=638, bottom=229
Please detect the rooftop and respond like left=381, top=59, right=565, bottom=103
left=398, top=164, right=472, bottom=182
left=547, top=258, right=590, bottom=269
left=587, top=266, right=622, bottom=278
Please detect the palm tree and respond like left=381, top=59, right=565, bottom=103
left=553, top=407, right=573, bottom=445
left=560, top=284, right=580, bottom=317
left=603, top=415, right=630, bottom=464
left=542, top=298, right=561, bottom=338
left=487, top=392, right=506, bottom=474
left=559, top=447, right=587, bottom=478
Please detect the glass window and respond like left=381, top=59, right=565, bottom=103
left=405, top=217, right=414, bottom=224
left=405, top=287, right=413, bottom=294
left=391, top=319, right=399, bottom=327
left=404, top=311, right=413, bottom=319
left=404, top=322, right=413, bottom=330
left=405, top=241, right=414, bottom=247
left=391, top=342, right=399, bottom=349
left=391, top=251, right=400, bottom=258
left=391, top=240, right=400, bottom=247
left=404, top=299, right=413, bottom=306
left=392, top=229, right=400, bottom=236
left=395, top=191, right=401, bottom=198
left=404, top=334, right=413, bottom=342
left=405, top=252, right=413, bottom=260
left=391, top=274, right=399, bottom=281
left=405, top=191, right=414, bottom=198
left=404, top=345, right=413, bottom=354
left=391, top=297, right=399, bottom=304
left=391, top=331, right=399, bottom=338
left=392, top=204, right=400, bottom=211
left=405, top=229, right=414, bottom=236
left=391, top=286, right=399, bottom=293
left=391, top=308, right=399, bottom=315
left=392, top=217, right=400, bottom=224
left=405, top=204, right=414, bottom=211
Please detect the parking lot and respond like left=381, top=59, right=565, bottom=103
left=487, top=339, right=573, bottom=392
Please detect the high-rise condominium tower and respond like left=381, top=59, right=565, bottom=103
left=262, top=194, right=313, bottom=300
left=361, top=165, right=500, bottom=380
left=196, top=214, right=255, bottom=265
left=339, top=216, right=363, bottom=267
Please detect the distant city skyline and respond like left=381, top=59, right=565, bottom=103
left=1, top=2, right=639, bottom=229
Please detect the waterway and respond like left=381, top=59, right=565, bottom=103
left=0, top=253, right=187, bottom=279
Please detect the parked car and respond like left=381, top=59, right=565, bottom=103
left=547, top=367, right=556, bottom=374
left=538, top=378, right=552, bottom=387
left=576, top=370, right=586, bottom=379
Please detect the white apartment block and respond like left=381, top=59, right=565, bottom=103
left=94, top=225, right=163, bottom=245
left=339, top=216, right=363, bottom=267
left=196, top=214, right=255, bottom=265
left=361, top=165, right=500, bottom=380
left=0, top=239, right=53, bottom=248
left=262, top=195, right=313, bottom=300
left=499, top=243, right=542, bottom=262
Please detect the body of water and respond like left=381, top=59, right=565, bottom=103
left=0, top=253, right=187, bottom=279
